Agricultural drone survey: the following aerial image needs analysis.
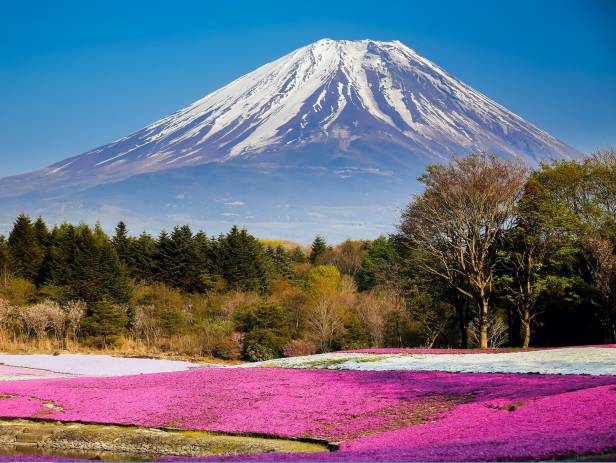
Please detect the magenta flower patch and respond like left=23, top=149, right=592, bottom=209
left=0, top=366, right=615, bottom=461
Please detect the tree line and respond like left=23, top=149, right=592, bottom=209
left=0, top=149, right=613, bottom=356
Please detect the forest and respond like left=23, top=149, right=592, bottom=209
left=0, top=150, right=614, bottom=358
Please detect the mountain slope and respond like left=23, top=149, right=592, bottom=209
left=0, top=39, right=582, bottom=240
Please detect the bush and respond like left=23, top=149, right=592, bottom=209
left=241, top=328, right=289, bottom=360
left=213, top=334, right=242, bottom=360
left=243, top=342, right=275, bottom=362
left=81, top=301, right=128, bottom=347
left=283, top=339, right=317, bottom=357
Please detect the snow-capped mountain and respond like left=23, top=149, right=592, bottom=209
left=0, top=39, right=581, bottom=240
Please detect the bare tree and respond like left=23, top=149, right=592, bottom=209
left=21, top=300, right=63, bottom=340
left=325, top=240, right=366, bottom=277
left=468, top=312, right=509, bottom=348
left=131, top=304, right=161, bottom=345
left=306, top=295, right=344, bottom=352
left=355, top=288, right=403, bottom=347
left=399, top=153, right=527, bottom=348
left=64, top=300, right=86, bottom=344
left=0, top=299, right=16, bottom=342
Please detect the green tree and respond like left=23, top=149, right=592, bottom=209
left=355, top=236, right=401, bottom=291
left=496, top=170, right=578, bottom=347
left=39, top=223, right=129, bottom=303
left=530, top=154, right=616, bottom=343
left=0, top=236, right=10, bottom=287
left=265, top=245, right=293, bottom=280
left=233, top=303, right=292, bottom=359
left=8, top=214, right=45, bottom=281
left=309, top=235, right=328, bottom=264
left=128, top=232, right=157, bottom=282
left=33, top=217, right=50, bottom=248
left=218, top=226, right=269, bottom=293
left=112, top=221, right=131, bottom=265
left=163, top=225, right=204, bottom=292
left=81, top=300, right=128, bottom=347
left=398, top=154, right=527, bottom=348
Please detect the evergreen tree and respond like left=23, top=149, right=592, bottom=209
left=39, top=223, right=129, bottom=303
left=81, top=300, right=128, bottom=347
left=355, top=236, right=402, bottom=291
left=39, top=223, right=78, bottom=291
left=33, top=217, right=50, bottom=248
left=8, top=214, right=44, bottom=281
left=219, top=226, right=269, bottom=292
left=309, top=235, right=328, bottom=264
left=0, top=236, right=10, bottom=286
left=155, top=230, right=174, bottom=285
left=265, top=245, right=293, bottom=280
left=112, top=221, right=131, bottom=265
left=169, top=225, right=203, bottom=292
left=128, top=232, right=157, bottom=282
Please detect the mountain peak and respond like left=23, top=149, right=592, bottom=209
left=1, top=38, right=580, bottom=197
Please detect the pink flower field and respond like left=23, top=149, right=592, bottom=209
left=0, top=359, right=615, bottom=461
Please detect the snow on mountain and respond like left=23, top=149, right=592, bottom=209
left=1, top=39, right=580, bottom=196
left=0, top=39, right=582, bottom=240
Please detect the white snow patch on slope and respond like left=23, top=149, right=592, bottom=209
left=0, top=354, right=209, bottom=377
left=250, top=347, right=616, bottom=376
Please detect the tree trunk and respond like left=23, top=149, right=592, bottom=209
left=521, top=310, right=531, bottom=348
left=455, top=297, right=469, bottom=349
left=479, top=298, right=489, bottom=349
left=507, top=305, right=521, bottom=347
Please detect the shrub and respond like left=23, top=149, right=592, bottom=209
left=243, top=342, right=274, bottom=362
left=213, top=334, right=242, bottom=360
left=241, top=328, right=289, bottom=359
left=283, top=339, right=317, bottom=357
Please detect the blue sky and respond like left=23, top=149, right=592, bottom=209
left=0, top=0, right=614, bottom=177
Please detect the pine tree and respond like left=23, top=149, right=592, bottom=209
left=0, top=236, right=10, bottom=287
left=355, top=236, right=401, bottom=291
left=219, top=226, right=270, bottom=293
left=155, top=230, right=174, bottom=285
left=168, top=225, right=203, bottom=292
left=8, top=214, right=44, bottom=281
left=309, top=235, right=328, bottom=264
left=112, top=221, right=131, bottom=264
left=39, top=223, right=129, bottom=303
left=265, top=245, right=293, bottom=280
left=129, top=232, right=157, bottom=282
left=33, top=217, right=50, bottom=248
left=81, top=300, right=128, bottom=347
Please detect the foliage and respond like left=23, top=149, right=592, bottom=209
left=0, top=151, right=613, bottom=355
left=309, top=235, right=328, bottom=264
left=283, top=339, right=317, bottom=357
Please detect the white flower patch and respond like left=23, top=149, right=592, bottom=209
left=252, top=347, right=616, bottom=376
left=0, top=354, right=211, bottom=377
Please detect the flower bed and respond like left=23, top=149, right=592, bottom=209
left=0, top=366, right=615, bottom=461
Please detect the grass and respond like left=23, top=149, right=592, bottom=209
left=0, top=334, right=242, bottom=366
left=0, top=418, right=329, bottom=460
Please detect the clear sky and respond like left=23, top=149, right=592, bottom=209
left=1, top=0, right=614, bottom=177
